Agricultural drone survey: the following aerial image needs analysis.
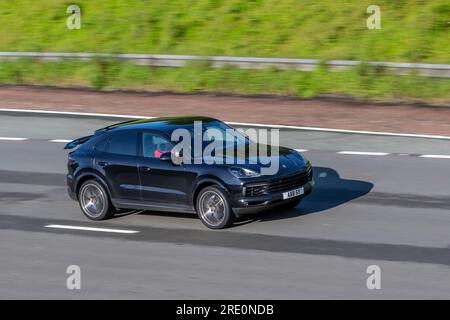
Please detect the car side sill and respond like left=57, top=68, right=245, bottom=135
left=112, top=199, right=196, bottom=214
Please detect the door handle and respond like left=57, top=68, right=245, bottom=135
left=141, top=166, right=152, bottom=172
left=98, top=161, right=108, bottom=167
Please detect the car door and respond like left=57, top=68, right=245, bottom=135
left=138, top=131, right=190, bottom=205
left=94, top=130, right=140, bottom=202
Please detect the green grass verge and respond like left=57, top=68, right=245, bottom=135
left=0, top=0, right=449, bottom=63
left=0, top=1, right=448, bottom=103
left=1, top=60, right=449, bottom=104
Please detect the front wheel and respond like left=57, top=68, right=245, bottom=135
left=196, top=186, right=235, bottom=229
left=78, top=179, right=115, bottom=220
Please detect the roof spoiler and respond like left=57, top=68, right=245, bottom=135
left=95, top=119, right=139, bottom=134
left=64, top=135, right=93, bottom=150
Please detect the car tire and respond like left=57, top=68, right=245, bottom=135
left=196, top=186, right=235, bottom=229
left=78, top=179, right=115, bottom=220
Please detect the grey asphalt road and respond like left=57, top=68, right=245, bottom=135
left=0, top=112, right=450, bottom=299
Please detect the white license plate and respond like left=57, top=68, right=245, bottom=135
left=282, top=187, right=304, bottom=200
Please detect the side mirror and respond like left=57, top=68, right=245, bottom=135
left=174, top=149, right=183, bottom=158
left=160, top=151, right=184, bottom=165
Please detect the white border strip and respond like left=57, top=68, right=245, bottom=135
left=419, top=154, right=450, bottom=159
left=49, top=139, right=72, bottom=143
left=1, top=108, right=450, bottom=141
left=45, top=224, right=139, bottom=234
left=337, top=151, right=390, bottom=156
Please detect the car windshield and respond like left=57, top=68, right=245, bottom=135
left=203, top=121, right=249, bottom=145
left=169, top=120, right=250, bottom=159
left=183, top=120, right=250, bottom=148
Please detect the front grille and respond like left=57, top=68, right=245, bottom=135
left=244, top=184, right=269, bottom=197
left=244, top=165, right=313, bottom=197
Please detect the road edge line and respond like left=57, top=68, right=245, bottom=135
left=1, top=108, right=450, bottom=140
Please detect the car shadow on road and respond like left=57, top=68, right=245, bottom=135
left=128, top=166, right=373, bottom=227
left=240, top=166, right=374, bottom=224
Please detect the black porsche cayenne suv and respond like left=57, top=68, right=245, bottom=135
left=65, top=116, right=314, bottom=229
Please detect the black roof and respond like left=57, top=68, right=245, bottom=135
left=96, top=116, right=219, bottom=135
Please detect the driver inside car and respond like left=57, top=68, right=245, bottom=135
left=153, top=141, right=173, bottom=158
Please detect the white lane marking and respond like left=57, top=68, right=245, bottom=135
left=1, top=108, right=450, bottom=141
left=337, top=151, right=390, bottom=156
left=49, top=139, right=72, bottom=143
left=295, top=148, right=308, bottom=152
left=0, top=137, right=28, bottom=141
left=44, top=224, right=139, bottom=234
left=419, top=154, right=450, bottom=159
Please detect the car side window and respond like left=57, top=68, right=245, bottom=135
left=108, top=131, right=137, bottom=156
left=142, top=132, right=173, bottom=158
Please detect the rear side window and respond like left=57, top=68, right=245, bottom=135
left=103, top=131, right=137, bottom=156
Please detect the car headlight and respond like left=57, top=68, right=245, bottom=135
left=228, top=167, right=261, bottom=178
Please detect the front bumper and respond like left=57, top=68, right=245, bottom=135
left=232, top=180, right=314, bottom=215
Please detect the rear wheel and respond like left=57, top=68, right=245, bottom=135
left=196, top=186, right=235, bottom=229
left=78, top=180, right=115, bottom=220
